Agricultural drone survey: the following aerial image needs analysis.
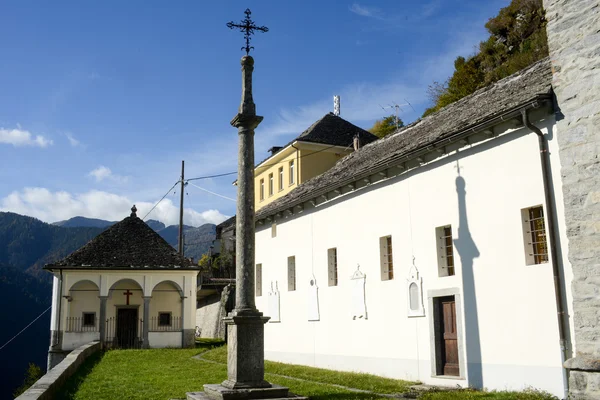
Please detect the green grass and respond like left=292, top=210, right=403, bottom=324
left=420, top=388, right=557, bottom=400
left=200, top=345, right=412, bottom=395
left=57, top=344, right=557, bottom=400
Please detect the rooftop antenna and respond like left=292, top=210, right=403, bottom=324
left=379, top=99, right=415, bottom=130
left=333, top=95, right=340, bottom=116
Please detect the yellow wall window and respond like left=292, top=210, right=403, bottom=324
left=278, top=167, right=284, bottom=191
left=269, top=173, right=274, bottom=196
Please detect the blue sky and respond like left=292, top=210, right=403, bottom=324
left=0, top=0, right=509, bottom=226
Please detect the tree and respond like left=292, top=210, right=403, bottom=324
left=368, top=115, right=404, bottom=139
left=422, top=0, right=548, bottom=117
left=13, top=363, right=43, bottom=397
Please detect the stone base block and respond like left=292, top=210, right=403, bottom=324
left=186, top=384, right=308, bottom=400
left=565, top=356, right=600, bottom=399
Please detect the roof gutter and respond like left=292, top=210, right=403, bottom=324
left=257, top=95, right=551, bottom=221
left=521, top=107, right=570, bottom=398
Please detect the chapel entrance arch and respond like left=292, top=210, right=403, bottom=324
left=107, top=279, right=144, bottom=349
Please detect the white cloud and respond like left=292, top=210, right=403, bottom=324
left=0, top=187, right=229, bottom=227
left=349, top=3, right=383, bottom=19
left=0, top=127, right=53, bottom=148
left=88, top=166, right=129, bottom=184
left=65, top=133, right=82, bottom=147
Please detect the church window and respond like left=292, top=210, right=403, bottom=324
left=436, top=225, right=455, bottom=277
left=269, top=173, right=274, bottom=196
left=256, top=263, right=263, bottom=296
left=279, top=167, right=284, bottom=191
left=289, top=160, right=295, bottom=185
left=379, top=235, right=394, bottom=281
left=158, top=312, right=172, bottom=327
left=82, top=312, right=96, bottom=327
left=327, top=248, right=338, bottom=286
left=288, top=256, right=296, bottom=291
left=260, top=179, right=265, bottom=201
left=522, top=206, right=549, bottom=265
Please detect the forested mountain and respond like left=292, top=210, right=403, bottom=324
left=0, top=213, right=105, bottom=281
left=423, top=0, right=548, bottom=117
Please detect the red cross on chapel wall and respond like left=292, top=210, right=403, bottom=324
left=123, top=289, right=133, bottom=305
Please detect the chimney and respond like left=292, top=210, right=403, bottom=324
left=353, top=134, right=360, bottom=151
left=333, top=95, right=340, bottom=116
left=268, top=146, right=283, bottom=155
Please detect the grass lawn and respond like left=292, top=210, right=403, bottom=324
left=57, top=342, right=557, bottom=400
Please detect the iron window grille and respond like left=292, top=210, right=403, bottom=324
left=526, top=206, right=549, bottom=264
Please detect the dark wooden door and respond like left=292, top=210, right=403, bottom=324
left=116, top=308, right=138, bottom=349
left=441, top=298, right=459, bottom=376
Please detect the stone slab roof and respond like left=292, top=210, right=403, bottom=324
left=46, top=213, right=196, bottom=270
left=254, top=113, right=378, bottom=169
left=256, top=58, right=553, bottom=221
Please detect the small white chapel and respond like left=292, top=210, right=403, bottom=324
left=44, top=206, right=199, bottom=370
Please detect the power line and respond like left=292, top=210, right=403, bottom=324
left=0, top=306, right=51, bottom=352
left=185, top=143, right=343, bottom=182
left=142, top=180, right=180, bottom=220
left=187, top=182, right=236, bottom=202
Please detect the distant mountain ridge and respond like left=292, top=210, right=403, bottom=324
left=53, top=216, right=116, bottom=228
left=49, top=215, right=216, bottom=261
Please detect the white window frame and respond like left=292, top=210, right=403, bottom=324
left=269, top=173, right=274, bottom=196
left=289, top=160, right=295, bottom=185
left=259, top=179, right=265, bottom=201
left=278, top=167, right=284, bottom=191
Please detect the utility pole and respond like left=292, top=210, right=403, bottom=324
left=178, top=160, right=185, bottom=256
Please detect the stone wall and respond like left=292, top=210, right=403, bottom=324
left=17, top=341, right=100, bottom=400
left=543, top=0, right=600, bottom=398
left=196, top=286, right=232, bottom=340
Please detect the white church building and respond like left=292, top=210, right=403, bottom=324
left=253, top=58, right=574, bottom=398
left=44, top=206, right=199, bottom=369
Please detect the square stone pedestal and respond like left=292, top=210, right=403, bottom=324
left=187, top=384, right=308, bottom=399
left=187, top=314, right=306, bottom=399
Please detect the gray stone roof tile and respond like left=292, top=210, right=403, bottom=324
left=256, top=58, right=553, bottom=220
left=46, top=214, right=196, bottom=269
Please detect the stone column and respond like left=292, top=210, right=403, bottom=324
left=143, top=296, right=151, bottom=349
left=99, top=296, right=108, bottom=348
left=222, top=55, right=271, bottom=390
left=543, top=1, right=600, bottom=398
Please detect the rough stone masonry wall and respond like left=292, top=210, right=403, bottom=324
left=543, top=0, right=600, bottom=398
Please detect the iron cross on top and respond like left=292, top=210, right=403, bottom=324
left=227, top=8, right=269, bottom=55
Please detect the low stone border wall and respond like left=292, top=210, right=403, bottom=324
left=15, top=341, right=100, bottom=400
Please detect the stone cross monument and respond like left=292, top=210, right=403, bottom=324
left=188, top=9, right=305, bottom=400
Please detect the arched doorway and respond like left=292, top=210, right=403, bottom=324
left=107, top=279, right=144, bottom=349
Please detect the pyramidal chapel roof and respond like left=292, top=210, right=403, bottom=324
left=46, top=206, right=196, bottom=270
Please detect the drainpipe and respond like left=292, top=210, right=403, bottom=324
left=521, top=108, right=569, bottom=397
left=291, top=143, right=300, bottom=184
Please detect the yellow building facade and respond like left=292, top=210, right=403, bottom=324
left=254, top=141, right=351, bottom=210
left=248, top=113, right=379, bottom=211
